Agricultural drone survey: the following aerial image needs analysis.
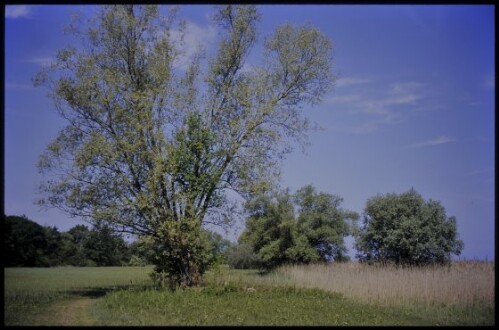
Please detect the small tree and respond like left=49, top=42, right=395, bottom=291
left=355, top=189, right=464, bottom=266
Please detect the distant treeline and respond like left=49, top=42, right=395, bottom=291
left=4, top=215, right=129, bottom=267
left=3, top=214, right=233, bottom=268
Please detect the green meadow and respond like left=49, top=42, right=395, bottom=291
left=4, top=261, right=494, bottom=326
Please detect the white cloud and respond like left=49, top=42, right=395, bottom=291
left=170, top=19, right=217, bottom=70
left=5, top=5, right=32, bottom=19
left=407, top=135, right=456, bottom=148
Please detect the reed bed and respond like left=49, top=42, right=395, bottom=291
left=277, top=260, right=494, bottom=308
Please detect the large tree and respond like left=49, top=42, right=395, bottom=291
left=240, top=188, right=299, bottom=269
left=294, top=185, right=358, bottom=262
left=240, top=185, right=358, bottom=270
left=35, top=5, right=335, bottom=287
left=354, top=189, right=464, bottom=266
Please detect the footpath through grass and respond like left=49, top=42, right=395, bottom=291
left=4, top=266, right=152, bottom=325
left=4, top=265, right=494, bottom=326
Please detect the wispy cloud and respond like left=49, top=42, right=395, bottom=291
left=170, top=20, right=217, bottom=70
left=465, top=168, right=493, bottom=177
left=363, top=82, right=423, bottom=115
left=326, top=80, right=428, bottom=133
left=335, top=76, right=372, bottom=88
left=327, top=81, right=424, bottom=110
left=326, top=94, right=363, bottom=105
left=6, top=5, right=32, bottom=19
left=407, top=135, right=456, bottom=148
left=333, top=117, right=397, bottom=134
left=23, top=57, right=54, bottom=66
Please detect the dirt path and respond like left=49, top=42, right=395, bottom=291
left=37, top=297, right=95, bottom=326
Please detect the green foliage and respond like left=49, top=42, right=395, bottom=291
left=204, top=230, right=234, bottom=263
left=148, top=221, right=219, bottom=289
left=128, top=236, right=156, bottom=266
left=240, top=185, right=358, bottom=270
left=84, top=222, right=131, bottom=266
left=128, top=255, right=148, bottom=267
left=294, top=185, right=356, bottom=262
left=226, top=242, right=260, bottom=269
left=4, top=215, right=53, bottom=267
left=355, top=189, right=464, bottom=266
left=35, top=4, right=335, bottom=287
left=4, top=215, right=131, bottom=267
left=67, top=224, right=92, bottom=266
left=66, top=224, right=129, bottom=266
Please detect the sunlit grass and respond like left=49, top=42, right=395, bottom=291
left=91, top=283, right=434, bottom=326
left=4, top=266, right=153, bottom=325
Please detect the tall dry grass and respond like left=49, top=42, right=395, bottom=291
left=277, top=260, right=494, bottom=308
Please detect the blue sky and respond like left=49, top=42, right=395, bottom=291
left=4, top=4, right=495, bottom=260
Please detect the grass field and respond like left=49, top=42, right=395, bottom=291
left=4, top=266, right=152, bottom=325
left=4, top=261, right=494, bottom=326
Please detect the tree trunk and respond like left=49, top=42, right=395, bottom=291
left=151, top=218, right=204, bottom=290
left=179, top=251, right=201, bottom=288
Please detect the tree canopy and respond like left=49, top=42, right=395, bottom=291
left=239, top=185, right=358, bottom=270
left=34, top=5, right=335, bottom=287
left=354, top=189, right=464, bottom=266
left=3, top=215, right=131, bottom=267
left=4, top=215, right=52, bottom=267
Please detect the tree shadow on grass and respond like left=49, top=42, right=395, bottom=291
left=66, top=284, right=154, bottom=299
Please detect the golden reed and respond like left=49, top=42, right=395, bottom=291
left=278, top=260, right=494, bottom=308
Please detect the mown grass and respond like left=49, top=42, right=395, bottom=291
left=4, top=261, right=495, bottom=326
